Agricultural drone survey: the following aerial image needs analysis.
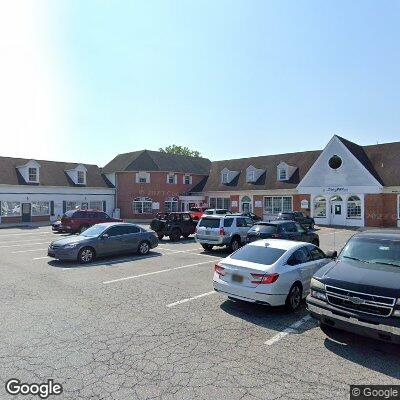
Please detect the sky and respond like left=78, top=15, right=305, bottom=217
left=1, top=0, right=400, bottom=166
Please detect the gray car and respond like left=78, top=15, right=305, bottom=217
left=48, top=222, right=159, bottom=263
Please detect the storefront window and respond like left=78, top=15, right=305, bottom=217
left=263, top=196, right=292, bottom=214
left=31, top=201, right=50, bottom=216
left=209, top=197, right=230, bottom=210
left=66, top=201, right=78, bottom=211
left=1, top=201, right=21, bottom=216
left=133, top=197, right=153, bottom=214
left=165, top=197, right=178, bottom=213
left=89, top=201, right=103, bottom=211
left=314, top=196, right=326, bottom=217
left=347, top=195, right=361, bottom=219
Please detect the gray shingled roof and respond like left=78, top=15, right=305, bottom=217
left=0, top=157, right=114, bottom=188
left=193, top=137, right=400, bottom=192
left=102, top=150, right=211, bottom=175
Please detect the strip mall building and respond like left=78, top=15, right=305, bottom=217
left=1, top=135, right=400, bottom=227
left=102, top=135, right=400, bottom=228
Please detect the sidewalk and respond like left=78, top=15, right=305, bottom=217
left=0, top=221, right=52, bottom=230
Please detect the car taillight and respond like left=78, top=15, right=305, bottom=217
left=215, top=263, right=225, bottom=276
left=219, top=227, right=225, bottom=236
left=250, top=273, right=279, bottom=284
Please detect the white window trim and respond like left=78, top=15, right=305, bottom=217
left=263, top=196, right=293, bottom=215
left=277, top=168, right=287, bottom=181
left=77, top=170, right=86, bottom=185
left=167, top=173, right=177, bottom=184
left=221, top=173, right=229, bottom=184
left=246, top=171, right=255, bottom=182
left=184, top=174, right=192, bottom=185
left=28, top=167, right=39, bottom=183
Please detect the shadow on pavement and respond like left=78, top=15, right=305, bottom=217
left=48, top=251, right=162, bottom=269
left=219, top=298, right=315, bottom=333
left=323, top=325, right=400, bottom=379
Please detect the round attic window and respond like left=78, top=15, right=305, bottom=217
left=328, top=155, right=342, bottom=170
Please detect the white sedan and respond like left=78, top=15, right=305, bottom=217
left=213, top=239, right=334, bottom=311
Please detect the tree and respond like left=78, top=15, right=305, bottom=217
left=159, top=145, right=201, bottom=158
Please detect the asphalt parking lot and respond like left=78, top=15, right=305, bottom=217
left=0, top=226, right=399, bottom=400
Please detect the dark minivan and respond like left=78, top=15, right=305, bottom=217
left=307, top=230, right=400, bottom=344
left=246, top=221, right=319, bottom=246
left=277, top=212, right=315, bottom=229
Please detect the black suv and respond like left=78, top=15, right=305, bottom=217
left=307, top=230, right=400, bottom=344
left=246, top=221, right=319, bottom=246
left=277, top=212, right=315, bottom=229
left=150, top=212, right=197, bottom=241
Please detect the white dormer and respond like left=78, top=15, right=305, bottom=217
left=221, top=167, right=239, bottom=184
left=17, top=160, right=40, bottom=183
left=277, top=162, right=297, bottom=181
left=65, top=164, right=87, bottom=185
left=246, top=165, right=265, bottom=183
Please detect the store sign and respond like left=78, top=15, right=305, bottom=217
left=152, top=202, right=160, bottom=210
left=300, top=199, right=309, bottom=209
left=254, top=200, right=262, bottom=208
left=231, top=200, right=238, bottom=207
left=323, top=187, right=349, bottom=194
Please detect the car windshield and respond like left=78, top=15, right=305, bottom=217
left=199, top=218, right=220, bottom=228
left=230, top=245, right=286, bottom=265
left=340, top=237, right=400, bottom=267
left=249, top=224, right=277, bottom=234
left=80, top=225, right=107, bottom=237
left=63, top=210, right=75, bottom=218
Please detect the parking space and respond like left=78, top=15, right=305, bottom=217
left=0, top=225, right=399, bottom=400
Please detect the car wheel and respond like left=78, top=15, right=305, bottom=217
left=201, top=244, right=214, bottom=251
left=169, top=229, right=181, bottom=242
left=78, top=247, right=95, bottom=264
left=79, top=225, right=89, bottom=234
left=285, top=283, right=303, bottom=312
left=183, top=234, right=190, bottom=239
left=157, top=233, right=164, bottom=240
left=138, top=241, right=150, bottom=255
left=229, top=237, right=240, bottom=252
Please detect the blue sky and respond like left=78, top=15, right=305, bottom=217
left=1, top=1, right=400, bottom=165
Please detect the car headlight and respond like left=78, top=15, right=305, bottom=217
left=310, top=277, right=325, bottom=291
left=396, top=298, right=400, bottom=306
left=64, top=243, right=78, bottom=249
left=310, top=289, right=327, bottom=301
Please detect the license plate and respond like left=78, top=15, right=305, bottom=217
left=231, top=274, right=243, bottom=283
left=205, top=231, right=211, bottom=235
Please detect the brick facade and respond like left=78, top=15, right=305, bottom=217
left=116, top=171, right=207, bottom=219
left=253, top=195, right=263, bottom=218
left=365, top=194, right=398, bottom=227
left=293, top=194, right=311, bottom=216
left=229, top=195, right=240, bottom=212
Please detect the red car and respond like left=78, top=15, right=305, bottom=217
left=189, top=207, right=208, bottom=221
left=59, top=209, right=122, bottom=234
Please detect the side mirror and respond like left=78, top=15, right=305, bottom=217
left=326, top=250, right=337, bottom=259
left=101, top=233, right=109, bottom=240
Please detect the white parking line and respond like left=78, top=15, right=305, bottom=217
left=33, top=256, right=50, bottom=260
left=265, top=315, right=312, bottom=346
left=12, top=248, right=47, bottom=254
left=0, top=241, right=50, bottom=249
left=167, top=291, right=216, bottom=308
left=103, top=260, right=215, bottom=284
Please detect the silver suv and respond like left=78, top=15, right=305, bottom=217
left=195, top=215, right=254, bottom=252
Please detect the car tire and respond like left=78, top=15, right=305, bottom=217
left=78, top=247, right=95, bottom=264
left=229, top=237, right=241, bottom=252
left=79, top=225, right=89, bottom=234
left=169, top=229, right=181, bottom=242
left=183, top=234, right=190, bottom=239
left=137, top=241, right=150, bottom=255
left=285, top=283, right=303, bottom=312
left=157, top=233, right=164, bottom=240
left=201, top=244, right=214, bottom=251
left=312, top=239, right=320, bottom=247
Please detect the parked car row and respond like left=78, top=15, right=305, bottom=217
left=48, top=209, right=400, bottom=345
left=213, top=229, right=400, bottom=344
